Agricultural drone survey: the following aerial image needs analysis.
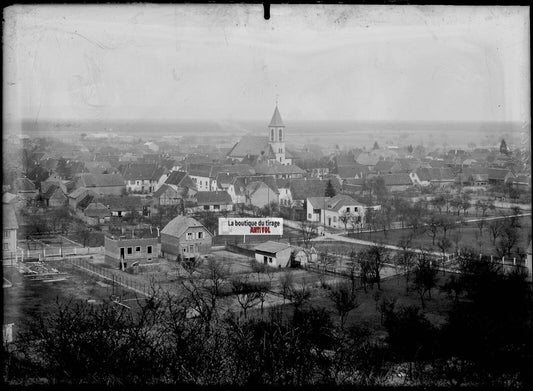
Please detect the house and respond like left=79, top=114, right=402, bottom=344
left=227, top=176, right=248, bottom=205
left=227, top=105, right=294, bottom=165
left=160, top=216, right=213, bottom=261
left=254, top=241, right=292, bottom=268
left=67, top=187, right=97, bottom=210
left=284, top=178, right=342, bottom=208
left=40, top=182, right=68, bottom=207
left=246, top=181, right=279, bottom=209
left=3, top=202, right=18, bottom=260
left=76, top=173, right=126, bottom=196
left=488, top=168, right=515, bottom=184
left=83, top=202, right=111, bottom=226
left=104, top=234, right=159, bottom=269
left=379, top=174, right=414, bottom=192
left=186, top=164, right=217, bottom=192
left=151, top=184, right=183, bottom=210
left=121, top=163, right=167, bottom=193
left=410, top=168, right=456, bottom=188
left=306, top=194, right=366, bottom=229
left=98, top=195, right=143, bottom=218
left=163, top=171, right=197, bottom=198
left=194, top=191, right=233, bottom=212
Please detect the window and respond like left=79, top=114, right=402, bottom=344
left=269, top=257, right=273, bottom=263
left=147, top=246, right=152, bottom=254
left=214, top=204, right=220, bottom=210
left=127, top=247, right=132, bottom=254
left=136, top=181, right=140, bottom=185
left=3, top=230, right=9, bottom=238
left=346, top=207, right=350, bottom=213
left=308, top=213, right=312, bottom=219
left=278, top=129, right=283, bottom=141
left=136, top=246, right=141, bottom=252
left=354, top=207, right=358, bottom=212
left=264, top=256, right=268, bottom=263
left=3, top=243, right=9, bottom=251
left=187, top=232, right=193, bottom=241
left=313, top=209, right=320, bottom=214
left=271, top=128, right=274, bottom=141
left=198, top=232, right=203, bottom=239
left=203, top=205, right=209, bottom=210
left=183, top=248, right=187, bottom=253
left=333, top=216, right=337, bottom=222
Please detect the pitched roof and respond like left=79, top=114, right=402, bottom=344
left=488, top=168, right=513, bottom=180
left=84, top=202, right=111, bottom=218
left=195, top=191, right=232, bottom=205
left=13, top=177, right=36, bottom=192
left=68, top=187, right=90, bottom=199
left=336, top=165, right=369, bottom=178
left=269, top=106, right=285, bottom=127
left=153, top=184, right=179, bottom=199
left=326, top=194, right=364, bottom=211
left=3, top=202, right=19, bottom=229
left=77, top=194, right=95, bottom=210
left=121, top=163, right=166, bottom=181
left=380, top=174, right=413, bottom=186
left=97, top=195, right=142, bottom=211
left=255, top=240, right=290, bottom=254
left=210, top=164, right=256, bottom=177
left=79, top=173, right=125, bottom=188
left=307, top=196, right=329, bottom=209
left=289, top=179, right=331, bottom=200
left=161, top=215, right=211, bottom=237
left=165, top=171, right=196, bottom=189
left=41, top=183, right=61, bottom=200
left=253, top=162, right=306, bottom=176
left=416, top=168, right=455, bottom=182
left=227, top=135, right=271, bottom=158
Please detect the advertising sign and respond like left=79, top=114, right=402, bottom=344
left=218, top=217, right=283, bottom=235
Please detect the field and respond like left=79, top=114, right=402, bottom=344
left=348, top=216, right=532, bottom=256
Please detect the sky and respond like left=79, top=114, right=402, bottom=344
left=3, top=4, right=530, bottom=123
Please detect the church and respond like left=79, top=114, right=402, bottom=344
left=227, top=106, right=294, bottom=166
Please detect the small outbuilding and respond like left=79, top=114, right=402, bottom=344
left=254, top=241, right=292, bottom=268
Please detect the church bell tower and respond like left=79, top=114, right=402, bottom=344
left=268, top=105, right=287, bottom=165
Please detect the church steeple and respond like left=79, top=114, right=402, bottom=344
left=268, top=104, right=288, bottom=164
left=269, top=105, right=284, bottom=143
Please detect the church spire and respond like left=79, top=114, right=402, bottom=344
left=269, top=105, right=285, bottom=128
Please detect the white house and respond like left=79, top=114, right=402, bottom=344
left=306, top=194, right=366, bottom=230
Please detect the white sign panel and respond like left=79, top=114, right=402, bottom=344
left=218, top=218, right=283, bottom=235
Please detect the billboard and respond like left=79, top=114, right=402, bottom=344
left=218, top=217, right=283, bottom=236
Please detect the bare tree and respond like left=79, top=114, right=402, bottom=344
left=425, top=214, right=440, bottom=245
left=231, top=276, right=262, bottom=319
left=299, top=220, right=318, bottom=248
left=488, top=219, right=503, bottom=245
left=279, top=270, right=294, bottom=305
left=365, top=244, right=389, bottom=290
left=412, top=251, right=439, bottom=309
left=328, top=282, right=358, bottom=330
left=436, top=236, right=452, bottom=275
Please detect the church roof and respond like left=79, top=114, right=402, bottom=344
left=227, top=136, right=271, bottom=158
left=269, top=106, right=285, bottom=127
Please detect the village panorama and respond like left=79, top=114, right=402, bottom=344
left=2, top=4, right=532, bottom=389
